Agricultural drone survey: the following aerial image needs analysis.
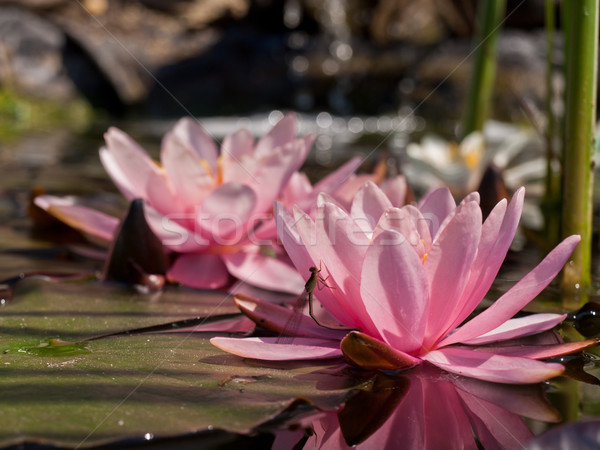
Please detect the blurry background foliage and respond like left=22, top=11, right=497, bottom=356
left=0, top=0, right=554, bottom=127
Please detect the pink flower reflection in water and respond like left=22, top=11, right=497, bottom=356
left=274, top=365, right=561, bottom=450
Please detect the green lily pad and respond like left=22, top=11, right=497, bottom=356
left=0, top=278, right=361, bottom=448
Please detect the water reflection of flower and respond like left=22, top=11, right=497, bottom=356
left=212, top=182, right=597, bottom=383
left=33, top=114, right=361, bottom=293
left=274, top=366, right=561, bottom=450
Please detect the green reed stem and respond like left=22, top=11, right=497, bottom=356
left=541, top=0, right=562, bottom=245
left=460, top=0, right=506, bottom=138
left=560, top=0, right=598, bottom=297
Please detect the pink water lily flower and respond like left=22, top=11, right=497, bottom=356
left=212, top=183, right=598, bottom=384
left=35, top=114, right=360, bottom=292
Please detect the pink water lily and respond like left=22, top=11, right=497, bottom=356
left=34, top=114, right=360, bottom=292
left=211, top=183, right=598, bottom=383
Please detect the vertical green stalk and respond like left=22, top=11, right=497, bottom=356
left=542, top=0, right=561, bottom=245
left=560, top=0, right=598, bottom=297
left=460, top=0, right=506, bottom=139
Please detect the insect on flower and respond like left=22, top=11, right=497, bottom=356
left=277, top=265, right=351, bottom=343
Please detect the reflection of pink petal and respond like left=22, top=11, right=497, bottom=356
left=210, top=336, right=342, bottom=360
left=222, top=252, right=304, bottom=294
left=34, top=195, right=118, bottom=243
left=458, top=389, right=534, bottom=449
left=423, top=347, right=564, bottom=384
left=454, top=376, right=561, bottom=422
left=441, top=235, right=581, bottom=347
left=167, top=253, right=230, bottom=289
left=387, top=374, right=473, bottom=450
left=460, top=313, right=566, bottom=345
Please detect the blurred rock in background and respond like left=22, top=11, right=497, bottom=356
left=0, top=0, right=552, bottom=121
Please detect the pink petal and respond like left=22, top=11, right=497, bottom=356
left=361, top=230, right=429, bottom=353
left=333, top=174, right=377, bottom=209
left=221, top=128, right=255, bottom=160
left=423, top=200, right=481, bottom=346
left=254, top=113, right=296, bottom=157
left=210, top=336, right=342, bottom=360
left=442, top=189, right=523, bottom=338
left=373, top=207, right=426, bottom=258
left=438, top=197, right=509, bottom=338
left=380, top=175, right=408, bottom=207
left=196, top=183, right=257, bottom=244
left=100, top=127, right=161, bottom=200
left=222, top=251, right=305, bottom=294
left=167, top=253, right=230, bottom=289
left=440, top=235, right=580, bottom=347
left=423, top=347, right=565, bottom=384
left=402, top=204, right=433, bottom=249
left=280, top=172, right=313, bottom=207
left=274, top=202, right=315, bottom=276
left=287, top=205, right=361, bottom=329
left=144, top=205, right=207, bottom=252
left=477, top=338, right=600, bottom=359
left=144, top=170, right=183, bottom=216
left=287, top=157, right=362, bottom=214
left=233, top=294, right=348, bottom=340
left=350, top=181, right=393, bottom=235
left=160, top=128, right=216, bottom=210
left=315, top=202, right=374, bottom=331
left=248, top=139, right=310, bottom=214
left=459, top=313, right=566, bottom=345
left=34, top=195, right=118, bottom=243
left=417, top=187, right=456, bottom=238
left=313, top=156, right=362, bottom=196
left=169, top=117, right=218, bottom=170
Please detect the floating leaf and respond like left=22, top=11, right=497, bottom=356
left=0, top=278, right=361, bottom=447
